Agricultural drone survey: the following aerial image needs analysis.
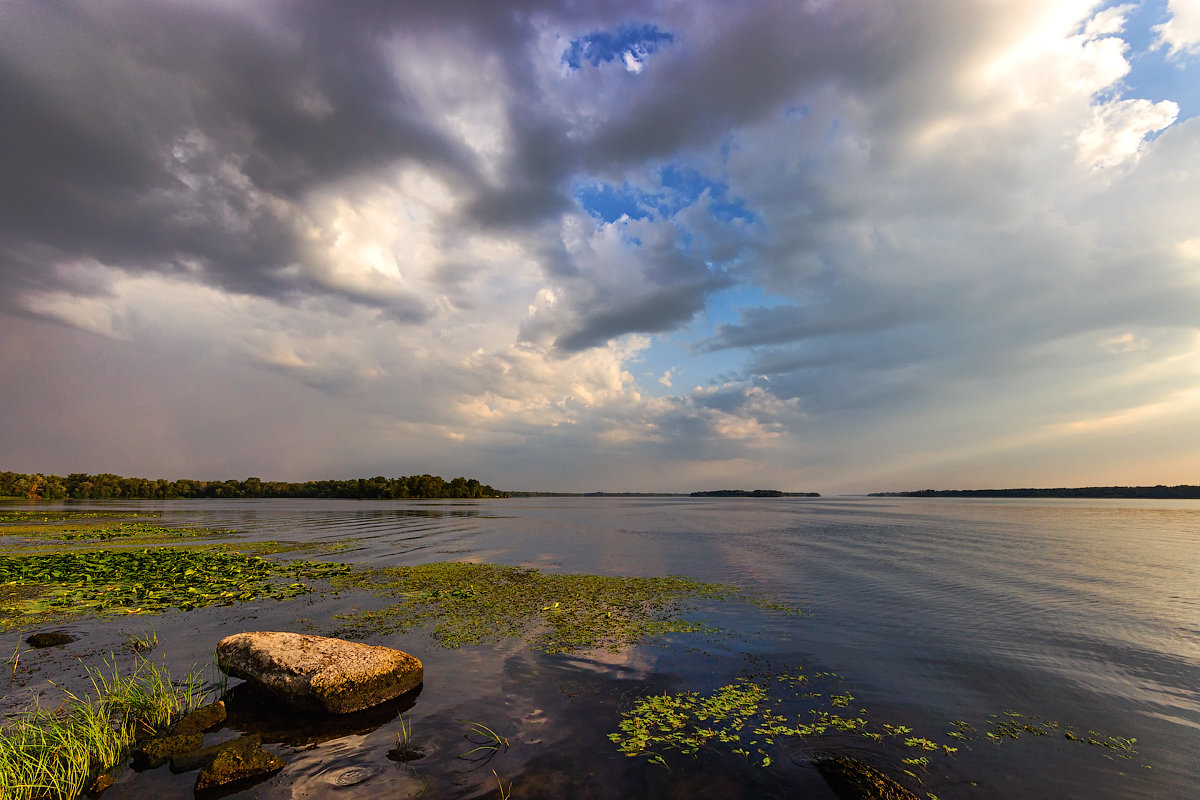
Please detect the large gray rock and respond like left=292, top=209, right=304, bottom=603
left=216, top=632, right=423, bottom=714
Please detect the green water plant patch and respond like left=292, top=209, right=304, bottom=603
left=0, top=520, right=240, bottom=553
left=333, top=561, right=797, bottom=653
left=38, top=522, right=236, bottom=542
left=609, top=670, right=921, bottom=770
left=0, top=548, right=349, bottom=623
left=610, top=667, right=1143, bottom=796
left=0, top=510, right=159, bottom=524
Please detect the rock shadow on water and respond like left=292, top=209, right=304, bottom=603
left=220, top=680, right=422, bottom=747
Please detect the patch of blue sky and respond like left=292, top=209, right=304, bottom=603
left=574, top=168, right=762, bottom=229
left=627, top=284, right=790, bottom=398
left=1100, top=0, right=1199, bottom=121
left=659, top=165, right=760, bottom=224
left=700, top=284, right=792, bottom=333
left=629, top=333, right=747, bottom=399
left=573, top=181, right=654, bottom=224
left=563, top=24, right=674, bottom=71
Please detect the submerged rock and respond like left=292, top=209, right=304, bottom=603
left=25, top=631, right=76, bottom=648
left=172, top=700, right=227, bottom=736
left=222, top=680, right=420, bottom=747
left=216, top=631, right=423, bottom=714
left=86, top=770, right=117, bottom=794
left=194, top=736, right=285, bottom=794
left=813, top=755, right=920, bottom=800
left=131, top=731, right=203, bottom=770
left=170, top=734, right=261, bottom=774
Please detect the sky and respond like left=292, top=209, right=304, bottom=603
left=2, top=0, right=1199, bottom=495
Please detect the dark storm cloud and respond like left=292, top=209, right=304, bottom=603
left=0, top=0, right=511, bottom=308
left=552, top=280, right=718, bottom=351
left=582, top=3, right=907, bottom=168
left=705, top=299, right=925, bottom=351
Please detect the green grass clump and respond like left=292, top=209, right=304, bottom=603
left=0, top=548, right=348, bottom=624
left=0, top=659, right=205, bottom=799
left=333, top=561, right=771, bottom=653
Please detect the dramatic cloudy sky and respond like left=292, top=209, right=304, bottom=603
left=2, top=0, right=1199, bottom=493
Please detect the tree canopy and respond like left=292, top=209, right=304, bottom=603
left=0, top=471, right=506, bottom=501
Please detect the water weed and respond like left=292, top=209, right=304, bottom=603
left=392, top=714, right=426, bottom=762
left=0, top=548, right=349, bottom=626
left=610, top=667, right=1143, bottom=790
left=974, top=712, right=1137, bottom=757
left=493, top=769, right=512, bottom=799
left=458, top=720, right=510, bottom=764
left=0, top=511, right=158, bottom=524
left=124, top=628, right=159, bottom=655
left=333, top=561, right=799, bottom=653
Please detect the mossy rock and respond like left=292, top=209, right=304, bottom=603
left=172, top=700, right=226, bottom=736
left=194, top=737, right=286, bottom=793
left=813, top=755, right=920, bottom=800
left=131, top=731, right=204, bottom=770
left=170, top=734, right=261, bottom=774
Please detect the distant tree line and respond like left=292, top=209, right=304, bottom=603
left=869, top=485, right=1200, bottom=499
left=690, top=489, right=820, bottom=497
left=0, top=470, right=507, bottom=501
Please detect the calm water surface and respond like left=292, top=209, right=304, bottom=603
left=3, top=497, right=1198, bottom=799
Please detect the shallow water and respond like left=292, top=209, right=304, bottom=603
left=3, top=496, right=1198, bottom=798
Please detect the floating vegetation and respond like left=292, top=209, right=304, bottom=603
left=332, top=561, right=800, bottom=653
left=609, top=669, right=934, bottom=771
left=0, top=548, right=349, bottom=626
left=0, top=510, right=160, bottom=524
left=958, top=712, right=1138, bottom=757
left=0, top=659, right=206, bottom=800
left=610, top=668, right=1141, bottom=794
left=0, top=519, right=241, bottom=554
left=35, top=522, right=236, bottom=542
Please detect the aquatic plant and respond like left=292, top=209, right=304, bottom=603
left=389, top=714, right=428, bottom=763
left=0, top=547, right=348, bottom=626
left=458, top=720, right=510, bottom=763
left=0, top=659, right=206, bottom=800
left=609, top=666, right=1143, bottom=797
left=969, top=712, right=1137, bottom=757
left=333, top=561, right=799, bottom=653
left=0, top=511, right=158, bottom=524
left=124, top=628, right=159, bottom=655
left=493, top=769, right=512, bottom=799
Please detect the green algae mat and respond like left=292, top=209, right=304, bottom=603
left=0, top=548, right=348, bottom=621
left=333, top=560, right=802, bottom=653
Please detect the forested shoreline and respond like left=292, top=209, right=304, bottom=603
left=0, top=470, right=506, bottom=500
left=870, top=485, right=1200, bottom=499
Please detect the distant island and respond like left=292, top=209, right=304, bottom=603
left=0, top=470, right=506, bottom=500
left=690, top=489, right=820, bottom=497
left=870, top=485, right=1200, bottom=499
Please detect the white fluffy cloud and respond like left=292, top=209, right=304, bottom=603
left=1155, top=0, right=1200, bottom=56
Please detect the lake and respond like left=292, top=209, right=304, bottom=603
left=3, top=496, right=1198, bottom=799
